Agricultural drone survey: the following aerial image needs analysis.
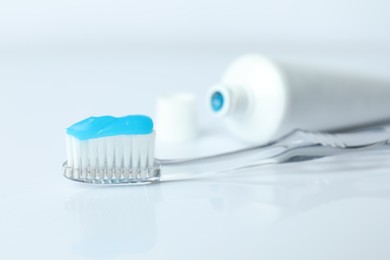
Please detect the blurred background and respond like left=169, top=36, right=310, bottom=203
left=1, top=0, right=390, bottom=159
left=1, top=0, right=390, bottom=49
left=1, top=0, right=390, bottom=154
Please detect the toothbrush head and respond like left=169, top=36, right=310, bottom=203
left=63, top=115, right=160, bottom=184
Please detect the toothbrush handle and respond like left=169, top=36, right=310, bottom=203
left=157, top=128, right=390, bottom=178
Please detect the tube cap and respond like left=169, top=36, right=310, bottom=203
left=156, top=93, right=197, bottom=143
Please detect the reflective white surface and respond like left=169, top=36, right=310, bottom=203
left=1, top=49, right=390, bottom=259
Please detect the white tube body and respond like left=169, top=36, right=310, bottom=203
left=209, top=54, right=390, bottom=143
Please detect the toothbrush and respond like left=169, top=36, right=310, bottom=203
left=64, top=115, right=390, bottom=184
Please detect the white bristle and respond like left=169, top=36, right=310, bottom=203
left=131, top=136, right=141, bottom=178
left=80, top=140, right=89, bottom=178
left=71, top=138, right=81, bottom=179
left=106, top=139, right=114, bottom=169
left=65, top=132, right=157, bottom=183
left=147, top=134, right=155, bottom=168
left=139, top=135, right=149, bottom=169
left=66, top=135, right=74, bottom=168
left=80, top=141, right=88, bottom=168
left=133, top=136, right=141, bottom=168
left=97, top=138, right=106, bottom=168
left=114, top=136, right=123, bottom=168
left=71, top=138, right=80, bottom=169
left=123, top=136, right=132, bottom=169
left=88, top=139, right=98, bottom=169
left=141, top=135, right=150, bottom=178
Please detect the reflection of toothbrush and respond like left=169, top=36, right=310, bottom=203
left=64, top=115, right=390, bottom=184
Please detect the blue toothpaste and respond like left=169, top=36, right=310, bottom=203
left=66, top=115, right=154, bottom=140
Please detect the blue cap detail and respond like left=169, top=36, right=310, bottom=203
left=211, top=91, right=224, bottom=112
left=66, top=115, right=154, bottom=140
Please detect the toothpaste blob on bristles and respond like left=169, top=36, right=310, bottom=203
left=65, top=115, right=159, bottom=184
left=66, top=115, right=154, bottom=140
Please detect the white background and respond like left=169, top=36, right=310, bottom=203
left=1, top=0, right=390, bottom=259
left=1, top=0, right=390, bottom=47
